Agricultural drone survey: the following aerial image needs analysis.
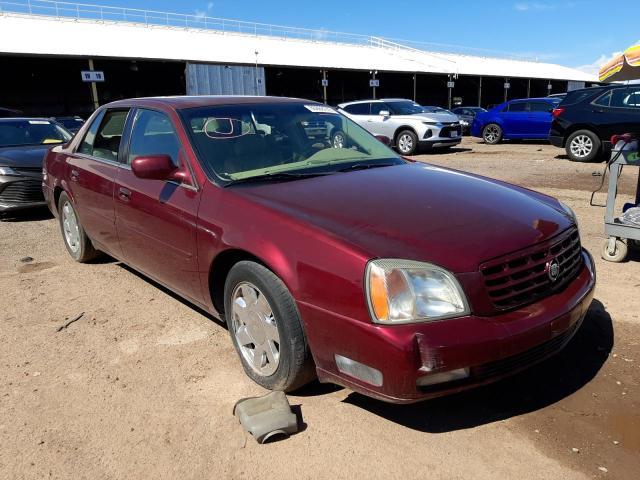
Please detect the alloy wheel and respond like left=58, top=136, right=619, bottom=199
left=483, top=125, right=500, bottom=143
left=231, top=282, right=280, bottom=377
left=398, top=133, right=414, bottom=154
left=332, top=132, right=345, bottom=149
left=61, top=201, right=81, bottom=254
left=569, top=135, right=593, bottom=159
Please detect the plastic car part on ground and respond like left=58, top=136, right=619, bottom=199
left=233, top=391, right=299, bottom=443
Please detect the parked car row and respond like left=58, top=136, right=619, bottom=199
left=470, top=84, right=640, bottom=163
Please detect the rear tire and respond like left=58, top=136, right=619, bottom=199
left=57, top=192, right=101, bottom=263
left=482, top=123, right=503, bottom=144
left=224, top=261, right=315, bottom=392
left=396, top=129, right=418, bottom=155
left=566, top=129, right=601, bottom=162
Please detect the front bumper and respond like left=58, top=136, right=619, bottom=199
left=0, top=174, right=46, bottom=212
left=300, top=249, right=596, bottom=403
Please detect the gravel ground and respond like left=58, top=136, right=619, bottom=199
left=0, top=137, right=639, bottom=480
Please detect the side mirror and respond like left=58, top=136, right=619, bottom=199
left=375, top=135, right=391, bottom=146
left=379, top=110, right=391, bottom=117
left=131, top=154, right=177, bottom=180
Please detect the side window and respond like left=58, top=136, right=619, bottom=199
left=77, top=110, right=106, bottom=155
left=622, top=87, right=640, bottom=108
left=370, top=103, right=389, bottom=115
left=89, top=110, right=129, bottom=161
left=128, top=109, right=181, bottom=166
left=528, top=102, right=552, bottom=112
left=593, top=91, right=612, bottom=107
left=344, top=103, right=370, bottom=115
left=507, top=102, right=526, bottom=112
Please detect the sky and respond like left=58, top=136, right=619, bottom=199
left=116, top=0, right=636, bottom=73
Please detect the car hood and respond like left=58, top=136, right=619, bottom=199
left=0, top=144, right=51, bottom=168
left=401, top=112, right=459, bottom=123
left=232, top=163, right=573, bottom=273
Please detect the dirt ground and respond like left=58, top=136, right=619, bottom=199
left=1, top=137, right=639, bottom=480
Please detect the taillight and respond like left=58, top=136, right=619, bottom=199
left=552, top=107, right=565, bottom=118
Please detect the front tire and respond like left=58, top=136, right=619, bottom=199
left=396, top=129, right=418, bottom=155
left=482, top=123, right=503, bottom=144
left=57, top=192, right=101, bottom=262
left=224, top=261, right=315, bottom=392
left=566, top=129, right=601, bottom=162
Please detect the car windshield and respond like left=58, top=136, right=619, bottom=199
left=386, top=101, right=426, bottom=115
left=57, top=118, right=84, bottom=129
left=0, top=120, right=72, bottom=147
left=421, top=106, right=451, bottom=114
left=180, top=103, right=403, bottom=183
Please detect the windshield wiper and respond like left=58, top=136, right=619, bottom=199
left=337, top=162, right=397, bottom=172
left=224, top=171, right=332, bottom=186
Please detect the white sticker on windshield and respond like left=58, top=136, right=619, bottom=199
left=304, top=105, right=336, bottom=114
left=28, top=120, right=50, bottom=125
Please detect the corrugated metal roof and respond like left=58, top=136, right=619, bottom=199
left=0, top=13, right=596, bottom=82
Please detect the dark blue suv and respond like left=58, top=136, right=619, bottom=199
left=471, top=98, right=561, bottom=144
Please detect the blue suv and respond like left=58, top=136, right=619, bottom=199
left=471, top=98, right=561, bottom=144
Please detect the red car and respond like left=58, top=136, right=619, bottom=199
left=43, top=96, right=596, bottom=403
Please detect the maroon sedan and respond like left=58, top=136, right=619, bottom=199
left=43, top=96, right=595, bottom=403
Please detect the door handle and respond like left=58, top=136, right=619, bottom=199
left=118, top=187, right=131, bottom=201
left=70, top=169, right=79, bottom=181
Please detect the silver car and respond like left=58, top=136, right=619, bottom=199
left=337, top=98, right=462, bottom=155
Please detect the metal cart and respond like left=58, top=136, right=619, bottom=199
left=601, top=138, right=640, bottom=262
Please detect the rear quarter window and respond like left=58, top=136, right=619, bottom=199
left=561, top=89, right=604, bottom=106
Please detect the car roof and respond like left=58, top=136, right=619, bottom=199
left=0, top=117, right=56, bottom=122
left=509, top=97, right=557, bottom=102
left=338, top=98, right=411, bottom=107
left=104, top=95, right=319, bottom=110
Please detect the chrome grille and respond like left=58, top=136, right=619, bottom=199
left=480, top=228, right=583, bottom=310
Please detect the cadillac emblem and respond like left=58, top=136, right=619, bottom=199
left=547, top=259, right=561, bottom=282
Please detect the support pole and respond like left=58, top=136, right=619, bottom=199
left=504, top=77, right=509, bottom=102
left=413, top=73, right=417, bottom=101
left=478, top=76, right=482, bottom=107
left=88, top=59, right=99, bottom=110
left=371, top=71, right=377, bottom=100
left=527, top=78, right=531, bottom=98
left=322, top=69, right=328, bottom=105
left=447, top=75, right=452, bottom=110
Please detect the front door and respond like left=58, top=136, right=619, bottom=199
left=501, top=101, right=529, bottom=137
left=114, top=108, right=203, bottom=303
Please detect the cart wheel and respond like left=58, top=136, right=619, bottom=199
left=601, top=238, right=628, bottom=263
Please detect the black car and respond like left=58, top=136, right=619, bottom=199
left=549, top=84, right=640, bottom=162
left=0, top=118, right=72, bottom=213
left=451, top=106, right=487, bottom=134
left=52, top=116, right=85, bottom=134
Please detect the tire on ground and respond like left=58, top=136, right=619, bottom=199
left=566, top=129, right=601, bottom=162
left=57, top=191, right=101, bottom=263
left=224, top=260, right=315, bottom=392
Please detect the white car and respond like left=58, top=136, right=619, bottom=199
left=337, top=98, right=462, bottom=155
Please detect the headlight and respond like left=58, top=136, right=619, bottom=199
left=422, top=121, right=439, bottom=126
left=558, top=201, right=578, bottom=227
left=365, top=259, right=470, bottom=324
left=0, top=166, right=20, bottom=176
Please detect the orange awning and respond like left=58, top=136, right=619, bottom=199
left=599, top=44, right=640, bottom=82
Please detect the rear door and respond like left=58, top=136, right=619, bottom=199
left=66, top=108, right=130, bottom=257
left=526, top=101, right=554, bottom=138
left=114, top=108, right=202, bottom=303
left=500, top=101, right=528, bottom=137
left=341, top=103, right=372, bottom=132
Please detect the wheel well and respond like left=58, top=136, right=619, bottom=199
left=53, top=186, right=64, bottom=209
left=208, top=249, right=264, bottom=316
left=394, top=126, right=418, bottom=144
